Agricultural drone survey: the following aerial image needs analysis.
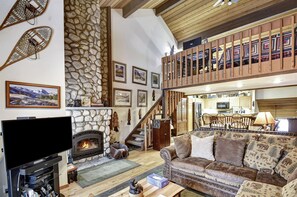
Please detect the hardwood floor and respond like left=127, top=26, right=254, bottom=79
left=61, top=149, right=164, bottom=197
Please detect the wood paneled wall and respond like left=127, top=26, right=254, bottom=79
left=257, top=97, right=297, bottom=118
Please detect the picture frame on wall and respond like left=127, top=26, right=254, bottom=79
left=137, top=90, right=147, bottom=107
left=151, top=72, right=160, bottom=89
left=6, top=81, right=60, bottom=108
left=113, top=88, right=132, bottom=107
left=132, top=66, right=147, bottom=85
left=113, top=61, right=127, bottom=83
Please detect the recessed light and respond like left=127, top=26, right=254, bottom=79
left=237, top=82, right=243, bottom=88
left=205, top=86, right=211, bottom=92
left=273, top=78, right=282, bottom=84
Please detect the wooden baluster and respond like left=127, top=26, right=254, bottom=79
left=292, top=15, right=295, bottom=68
left=216, top=40, right=219, bottom=79
left=231, top=35, right=234, bottom=77
left=196, top=47, right=199, bottom=83
left=162, top=57, right=167, bottom=88
left=258, top=26, right=262, bottom=73
left=240, top=32, right=243, bottom=76
left=169, top=55, right=172, bottom=87
left=179, top=52, right=182, bottom=86
left=175, top=53, right=178, bottom=86
left=249, top=29, right=252, bottom=74
left=224, top=37, right=226, bottom=78
left=191, top=49, right=193, bottom=83
left=269, top=23, right=272, bottom=71
left=203, top=44, right=205, bottom=81
left=144, top=125, right=147, bottom=151
left=209, top=42, right=212, bottom=81
left=280, top=19, right=283, bottom=70
left=185, top=51, right=188, bottom=85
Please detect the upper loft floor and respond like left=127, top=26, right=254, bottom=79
left=162, top=13, right=297, bottom=90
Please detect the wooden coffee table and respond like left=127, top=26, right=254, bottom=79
left=110, top=178, right=184, bottom=197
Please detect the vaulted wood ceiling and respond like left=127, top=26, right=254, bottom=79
left=99, top=0, right=297, bottom=44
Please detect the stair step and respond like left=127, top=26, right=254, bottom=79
left=137, top=128, right=145, bottom=131
left=126, top=140, right=143, bottom=147
left=132, top=134, right=144, bottom=138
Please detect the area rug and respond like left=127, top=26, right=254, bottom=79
left=77, top=159, right=140, bottom=188
left=96, top=164, right=209, bottom=197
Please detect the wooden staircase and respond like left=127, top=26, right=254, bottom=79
left=125, top=97, right=162, bottom=150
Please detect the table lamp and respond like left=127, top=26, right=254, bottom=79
left=254, top=112, right=275, bottom=131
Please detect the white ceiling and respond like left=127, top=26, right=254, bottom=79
left=173, top=73, right=297, bottom=95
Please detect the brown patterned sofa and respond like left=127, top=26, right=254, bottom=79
left=160, top=128, right=297, bottom=197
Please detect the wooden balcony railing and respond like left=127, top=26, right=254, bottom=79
left=162, top=13, right=297, bottom=89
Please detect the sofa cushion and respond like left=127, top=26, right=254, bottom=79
left=191, top=135, right=215, bottom=161
left=205, top=161, right=257, bottom=187
left=173, top=135, right=191, bottom=159
left=282, top=178, right=297, bottom=197
left=244, top=140, right=283, bottom=174
left=171, top=157, right=212, bottom=176
left=287, top=167, right=297, bottom=183
left=275, top=148, right=297, bottom=180
left=256, top=171, right=287, bottom=187
left=215, top=138, right=246, bottom=167
left=236, top=180, right=282, bottom=197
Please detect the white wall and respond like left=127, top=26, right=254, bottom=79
left=111, top=9, right=177, bottom=141
left=0, top=0, right=67, bottom=195
left=256, top=86, right=297, bottom=99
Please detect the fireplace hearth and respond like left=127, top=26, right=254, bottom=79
left=72, top=130, right=103, bottom=161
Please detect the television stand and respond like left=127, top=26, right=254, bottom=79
left=7, top=155, right=62, bottom=197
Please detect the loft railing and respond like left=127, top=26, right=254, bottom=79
left=162, top=13, right=297, bottom=89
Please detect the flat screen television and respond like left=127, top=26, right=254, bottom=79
left=1, top=116, right=73, bottom=170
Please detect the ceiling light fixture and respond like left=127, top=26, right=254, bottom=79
left=273, top=78, right=282, bottom=84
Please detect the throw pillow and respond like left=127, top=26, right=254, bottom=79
left=243, top=140, right=283, bottom=174
left=215, top=138, right=246, bottom=167
left=282, top=178, right=297, bottom=197
left=174, top=135, right=191, bottom=159
left=275, top=148, right=297, bottom=180
left=191, top=135, right=215, bottom=161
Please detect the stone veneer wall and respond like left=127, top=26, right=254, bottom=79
left=100, top=8, right=109, bottom=104
left=66, top=108, right=112, bottom=160
left=64, top=0, right=104, bottom=106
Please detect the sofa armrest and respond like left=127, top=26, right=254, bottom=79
left=160, top=145, right=177, bottom=162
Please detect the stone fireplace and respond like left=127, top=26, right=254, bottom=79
left=72, top=130, right=103, bottom=161
left=66, top=108, right=112, bottom=163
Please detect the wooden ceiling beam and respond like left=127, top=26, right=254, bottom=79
left=123, top=0, right=151, bottom=18
left=178, top=0, right=297, bottom=46
left=155, top=0, right=185, bottom=16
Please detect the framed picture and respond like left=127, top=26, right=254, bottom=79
left=151, top=72, right=160, bottom=89
left=81, top=96, right=91, bottom=107
left=137, top=90, right=147, bottom=107
left=113, top=88, right=132, bottom=107
left=113, top=61, right=126, bottom=83
left=132, top=66, right=147, bottom=85
left=6, top=81, right=60, bottom=108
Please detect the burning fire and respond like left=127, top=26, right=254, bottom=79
left=78, top=139, right=98, bottom=151
left=82, top=141, right=90, bottom=149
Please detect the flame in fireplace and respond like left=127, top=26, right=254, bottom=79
left=82, top=141, right=90, bottom=149
left=77, top=139, right=98, bottom=151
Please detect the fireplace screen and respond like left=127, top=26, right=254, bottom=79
left=72, top=130, right=103, bottom=161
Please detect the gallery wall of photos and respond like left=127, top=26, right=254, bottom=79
left=112, top=61, right=160, bottom=107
